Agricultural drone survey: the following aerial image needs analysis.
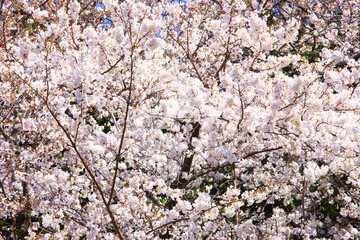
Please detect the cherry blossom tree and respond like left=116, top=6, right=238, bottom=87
left=1, top=0, right=360, bottom=239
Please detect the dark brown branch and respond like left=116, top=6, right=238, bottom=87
left=0, top=126, right=10, bottom=141
left=0, top=0, right=5, bottom=15
left=0, top=178, right=6, bottom=198
left=237, top=86, right=244, bottom=132
left=182, top=146, right=283, bottom=188
left=242, top=146, right=283, bottom=159
left=146, top=218, right=190, bottom=235
left=214, top=49, right=230, bottom=80
left=211, top=0, right=223, bottom=10
left=107, top=51, right=133, bottom=206
left=101, top=55, right=125, bottom=75
left=39, top=0, right=50, bottom=9
left=171, top=122, right=201, bottom=189
left=191, top=31, right=214, bottom=58
left=148, top=197, right=248, bottom=236
left=15, top=188, right=31, bottom=239
left=168, top=32, right=204, bottom=84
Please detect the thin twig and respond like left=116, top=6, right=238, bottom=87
left=181, top=146, right=283, bottom=188
left=146, top=218, right=190, bottom=235
left=168, top=31, right=204, bottom=83
left=101, top=55, right=125, bottom=75
left=107, top=34, right=134, bottom=207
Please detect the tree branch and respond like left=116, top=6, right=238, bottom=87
left=182, top=146, right=283, bottom=188
left=101, top=55, right=125, bottom=75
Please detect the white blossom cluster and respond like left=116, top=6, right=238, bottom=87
left=1, top=0, right=360, bottom=239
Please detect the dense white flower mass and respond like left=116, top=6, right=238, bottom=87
left=1, top=0, right=360, bottom=239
